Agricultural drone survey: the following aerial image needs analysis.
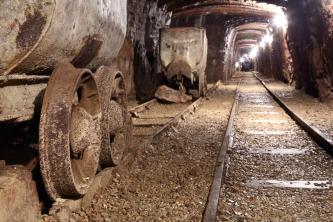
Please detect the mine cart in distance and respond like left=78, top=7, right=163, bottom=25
left=160, top=27, right=208, bottom=97
left=0, top=0, right=131, bottom=201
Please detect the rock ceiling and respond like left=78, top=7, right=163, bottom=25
left=158, top=0, right=287, bottom=12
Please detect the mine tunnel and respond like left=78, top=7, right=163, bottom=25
left=1, top=0, right=333, bottom=221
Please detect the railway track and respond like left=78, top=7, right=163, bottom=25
left=255, top=74, right=333, bottom=154
left=129, top=83, right=220, bottom=140
left=204, top=72, right=333, bottom=221
left=131, top=98, right=203, bottom=138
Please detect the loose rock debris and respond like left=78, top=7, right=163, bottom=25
left=155, top=85, right=193, bottom=103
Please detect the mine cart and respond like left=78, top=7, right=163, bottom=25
left=0, top=0, right=132, bottom=201
left=160, top=27, right=208, bottom=97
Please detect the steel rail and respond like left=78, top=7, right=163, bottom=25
left=153, top=97, right=203, bottom=139
left=129, top=99, right=157, bottom=114
left=202, top=82, right=240, bottom=222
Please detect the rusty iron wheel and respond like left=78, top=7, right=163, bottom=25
left=39, top=63, right=102, bottom=201
left=95, top=66, right=132, bottom=168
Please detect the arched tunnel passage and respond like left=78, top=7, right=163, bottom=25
left=1, top=0, right=333, bottom=221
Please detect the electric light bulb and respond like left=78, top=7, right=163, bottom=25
left=249, top=46, right=259, bottom=59
left=263, top=34, right=273, bottom=44
left=273, top=14, right=288, bottom=28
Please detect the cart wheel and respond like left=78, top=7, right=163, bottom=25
left=39, top=63, right=102, bottom=201
left=95, top=66, right=132, bottom=167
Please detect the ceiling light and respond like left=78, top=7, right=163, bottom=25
left=262, top=34, right=273, bottom=45
left=249, top=46, right=259, bottom=59
left=273, top=13, right=288, bottom=28
left=235, top=62, right=240, bottom=68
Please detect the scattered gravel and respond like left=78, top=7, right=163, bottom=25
left=219, top=185, right=333, bottom=222
left=218, top=72, right=333, bottom=222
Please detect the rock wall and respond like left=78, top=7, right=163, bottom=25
left=257, top=42, right=273, bottom=78
left=287, top=0, right=333, bottom=101
left=257, top=28, right=292, bottom=84
left=127, top=0, right=171, bottom=101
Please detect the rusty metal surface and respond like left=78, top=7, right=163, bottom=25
left=0, top=0, right=127, bottom=75
left=0, top=75, right=48, bottom=122
left=160, top=27, right=208, bottom=96
left=95, top=66, right=132, bottom=168
left=160, top=27, right=207, bottom=79
left=129, top=99, right=157, bottom=114
left=166, top=59, right=192, bottom=80
left=39, top=63, right=102, bottom=200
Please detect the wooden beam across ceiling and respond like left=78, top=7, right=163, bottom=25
left=172, top=4, right=282, bottom=18
left=159, top=0, right=287, bottom=11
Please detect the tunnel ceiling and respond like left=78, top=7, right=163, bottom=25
left=235, top=31, right=264, bottom=41
left=233, top=23, right=269, bottom=46
left=158, top=0, right=287, bottom=11
left=158, top=0, right=287, bottom=13
left=165, top=0, right=284, bottom=33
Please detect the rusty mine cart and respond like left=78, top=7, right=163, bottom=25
left=0, top=0, right=132, bottom=202
left=160, top=27, right=208, bottom=98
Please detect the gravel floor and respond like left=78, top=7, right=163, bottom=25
left=257, top=74, right=333, bottom=141
left=218, top=72, right=333, bottom=222
left=58, top=83, right=238, bottom=221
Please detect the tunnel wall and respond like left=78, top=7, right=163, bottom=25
left=223, top=28, right=236, bottom=82
left=257, top=29, right=292, bottom=84
left=287, top=0, right=333, bottom=101
left=124, top=0, right=171, bottom=101
left=257, top=42, right=273, bottom=78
